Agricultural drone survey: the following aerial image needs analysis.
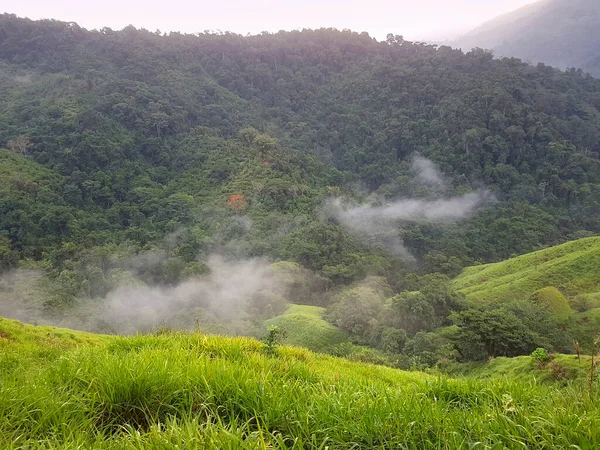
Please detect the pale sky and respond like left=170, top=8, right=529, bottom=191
left=3, top=0, right=539, bottom=41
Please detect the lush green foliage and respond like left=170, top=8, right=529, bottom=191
left=1, top=317, right=600, bottom=448
left=1, top=16, right=600, bottom=377
left=317, top=239, right=600, bottom=368
left=1, top=14, right=600, bottom=286
left=531, top=347, right=551, bottom=365
left=530, top=287, right=573, bottom=322
left=446, top=353, right=596, bottom=385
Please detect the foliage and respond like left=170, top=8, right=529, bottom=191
left=325, top=280, right=389, bottom=338
left=389, top=292, right=436, bottom=335
left=262, top=325, right=285, bottom=356
left=445, top=353, right=593, bottom=385
left=1, top=15, right=600, bottom=290
left=379, top=327, right=408, bottom=354
left=571, top=292, right=600, bottom=312
left=1, top=16, right=600, bottom=374
left=530, top=287, right=573, bottom=323
left=531, top=347, right=551, bottom=366
left=451, top=309, right=539, bottom=360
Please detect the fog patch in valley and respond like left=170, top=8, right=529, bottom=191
left=101, top=255, right=279, bottom=333
left=325, top=155, right=496, bottom=258
left=0, top=256, right=284, bottom=335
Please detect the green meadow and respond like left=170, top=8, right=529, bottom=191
left=1, top=316, right=600, bottom=449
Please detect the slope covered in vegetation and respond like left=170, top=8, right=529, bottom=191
left=447, top=353, right=596, bottom=385
left=0, top=15, right=599, bottom=376
left=1, top=316, right=600, bottom=449
left=1, top=13, right=600, bottom=290
left=264, top=304, right=349, bottom=353
left=453, top=236, right=600, bottom=306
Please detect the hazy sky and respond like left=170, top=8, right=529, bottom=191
left=3, top=0, right=539, bottom=41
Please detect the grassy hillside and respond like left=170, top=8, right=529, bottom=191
left=264, top=304, right=349, bottom=353
left=447, top=353, right=595, bottom=385
left=2, top=317, right=600, bottom=448
left=453, top=236, right=600, bottom=306
left=572, top=308, right=600, bottom=347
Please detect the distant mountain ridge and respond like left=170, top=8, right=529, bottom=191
left=454, top=0, right=600, bottom=76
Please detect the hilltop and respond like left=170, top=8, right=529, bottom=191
left=1, top=316, right=600, bottom=448
left=455, top=0, right=600, bottom=76
left=264, top=304, right=349, bottom=353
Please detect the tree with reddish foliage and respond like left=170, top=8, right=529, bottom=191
left=226, top=194, right=248, bottom=212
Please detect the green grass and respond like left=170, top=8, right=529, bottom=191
left=445, top=353, right=595, bottom=385
left=0, top=316, right=107, bottom=375
left=453, top=236, right=600, bottom=306
left=571, top=308, right=600, bottom=348
left=572, top=291, right=600, bottom=312
left=530, top=286, right=572, bottom=321
left=2, top=317, right=600, bottom=448
left=264, top=304, right=349, bottom=353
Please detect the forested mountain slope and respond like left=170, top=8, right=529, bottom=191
left=1, top=15, right=600, bottom=339
left=455, top=0, right=600, bottom=76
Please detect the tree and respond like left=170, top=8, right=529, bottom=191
left=7, top=136, right=30, bottom=155
left=226, top=195, right=248, bottom=212
left=325, top=285, right=385, bottom=338
left=388, top=292, right=435, bottom=335
left=452, top=309, right=538, bottom=360
left=380, top=327, right=407, bottom=354
left=0, top=238, right=18, bottom=272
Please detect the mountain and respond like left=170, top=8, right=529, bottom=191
left=1, top=14, right=600, bottom=367
left=454, top=0, right=600, bottom=76
left=2, top=15, right=600, bottom=446
left=1, top=315, right=599, bottom=447
left=1, top=14, right=599, bottom=280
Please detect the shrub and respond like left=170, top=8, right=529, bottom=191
left=330, top=341, right=354, bottom=358
left=531, top=347, right=550, bottom=367
left=548, top=361, right=568, bottom=381
left=262, top=325, right=286, bottom=356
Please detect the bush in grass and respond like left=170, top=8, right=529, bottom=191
left=330, top=341, right=355, bottom=358
left=531, top=347, right=550, bottom=367
left=262, top=325, right=286, bottom=356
